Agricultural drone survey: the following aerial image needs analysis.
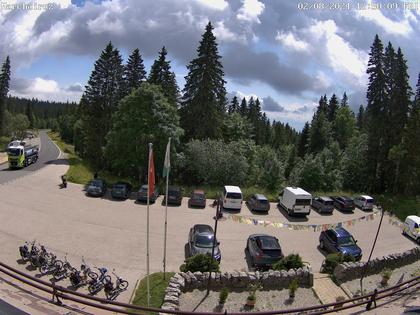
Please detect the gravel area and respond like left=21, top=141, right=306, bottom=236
left=179, top=288, right=321, bottom=312
left=341, top=260, right=420, bottom=296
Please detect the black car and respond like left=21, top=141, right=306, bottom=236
left=188, top=224, right=221, bottom=262
left=137, top=184, right=159, bottom=203
left=331, top=196, right=355, bottom=212
left=163, top=186, right=182, bottom=205
left=319, top=228, right=362, bottom=261
left=111, top=182, right=132, bottom=200
left=188, top=190, right=206, bottom=208
left=246, top=234, right=284, bottom=270
left=86, top=179, right=106, bottom=197
left=247, top=194, right=270, bottom=212
left=312, top=196, right=334, bottom=214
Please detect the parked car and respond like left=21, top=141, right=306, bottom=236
left=188, top=190, right=206, bottom=208
left=319, top=228, right=362, bottom=261
left=312, top=196, right=334, bottom=214
left=86, top=179, right=107, bottom=197
left=163, top=186, right=182, bottom=205
left=247, top=194, right=270, bottom=212
left=354, top=195, right=374, bottom=211
left=331, top=196, right=355, bottom=212
left=111, top=182, right=132, bottom=200
left=222, top=185, right=243, bottom=210
left=403, top=215, right=420, bottom=244
left=246, top=234, right=284, bottom=270
left=188, top=224, right=221, bottom=262
left=278, top=187, right=311, bottom=216
left=137, top=184, right=159, bottom=203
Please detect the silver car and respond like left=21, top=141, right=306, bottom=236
left=188, top=224, right=221, bottom=262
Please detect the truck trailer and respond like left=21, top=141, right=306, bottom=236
left=7, top=143, right=39, bottom=169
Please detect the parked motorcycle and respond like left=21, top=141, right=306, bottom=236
left=52, top=254, right=73, bottom=281
left=104, top=270, right=129, bottom=300
left=19, top=240, right=37, bottom=261
left=40, top=252, right=62, bottom=275
left=30, top=245, right=50, bottom=269
left=88, top=267, right=110, bottom=295
left=69, top=257, right=94, bottom=288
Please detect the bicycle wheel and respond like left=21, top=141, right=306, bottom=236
left=118, top=280, right=129, bottom=291
left=88, top=271, right=98, bottom=280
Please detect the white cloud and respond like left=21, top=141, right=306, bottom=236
left=233, top=90, right=259, bottom=101
left=196, top=0, right=228, bottom=11
left=276, top=30, right=309, bottom=51
left=308, top=20, right=368, bottom=85
left=11, top=77, right=82, bottom=102
left=314, top=71, right=332, bottom=91
left=237, top=0, right=265, bottom=24
left=213, top=21, right=244, bottom=42
left=356, top=2, right=413, bottom=36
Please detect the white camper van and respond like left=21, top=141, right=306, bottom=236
left=222, top=185, right=243, bottom=210
left=279, top=187, right=312, bottom=216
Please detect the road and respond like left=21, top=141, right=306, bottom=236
left=0, top=130, right=60, bottom=185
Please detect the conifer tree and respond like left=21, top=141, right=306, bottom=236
left=148, top=46, right=179, bottom=106
left=356, top=105, right=365, bottom=130
left=315, top=94, right=328, bottom=117
left=341, top=92, right=348, bottom=107
left=25, top=101, right=35, bottom=129
left=327, top=94, right=339, bottom=122
left=365, top=34, right=387, bottom=192
left=0, top=56, right=11, bottom=136
left=239, top=97, right=248, bottom=117
left=228, top=96, right=239, bottom=114
left=297, top=122, right=310, bottom=158
left=80, top=42, right=125, bottom=167
left=180, top=22, right=227, bottom=140
left=309, top=111, right=331, bottom=154
left=124, top=48, right=146, bottom=95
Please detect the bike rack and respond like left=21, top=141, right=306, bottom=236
left=0, top=260, right=419, bottom=314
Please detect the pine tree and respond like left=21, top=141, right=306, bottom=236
left=148, top=46, right=179, bottom=106
left=327, top=94, right=339, bottom=122
left=25, top=101, right=35, bottom=129
left=309, top=111, right=331, bottom=154
left=0, top=56, right=11, bottom=136
left=124, top=48, right=146, bottom=95
left=365, top=35, right=387, bottom=192
left=180, top=22, right=227, bottom=140
left=81, top=42, right=125, bottom=168
left=315, top=95, right=328, bottom=117
left=239, top=97, right=248, bottom=117
left=341, top=92, right=348, bottom=107
left=297, top=122, right=310, bottom=158
left=228, top=96, right=239, bottom=114
left=356, top=105, right=365, bottom=130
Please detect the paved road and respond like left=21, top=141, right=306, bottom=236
left=0, top=299, right=29, bottom=315
left=0, top=130, right=60, bottom=185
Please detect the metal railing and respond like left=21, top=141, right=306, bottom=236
left=0, top=261, right=419, bottom=314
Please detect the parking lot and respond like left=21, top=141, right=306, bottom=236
left=0, top=154, right=417, bottom=303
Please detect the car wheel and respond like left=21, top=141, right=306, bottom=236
left=402, top=229, right=406, bottom=236
left=320, top=240, right=325, bottom=250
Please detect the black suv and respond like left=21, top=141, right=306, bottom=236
left=331, top=196, right=355, bottom=212
left=163, top=186, right=183, bottom=205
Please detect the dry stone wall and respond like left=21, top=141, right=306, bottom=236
left=160, top=266, right=313, bottom=312
left=333, top=247, right=420, bottom=282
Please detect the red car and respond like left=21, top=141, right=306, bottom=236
left=188, top=190, right=206, bottom=208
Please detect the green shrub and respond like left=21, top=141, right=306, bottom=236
left=272, top=254, right=304, bottom=271
left=288, top=279, right=298, bottom=297
left=219, top=287, right=229, bottom=305
left=179, top=254, right=220, bottom=273
left=322, top=253, right=355, bottom=274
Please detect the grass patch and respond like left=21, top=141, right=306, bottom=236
left=131, top=272, right=175, bottom=313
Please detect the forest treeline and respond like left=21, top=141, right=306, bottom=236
left=1, top=25, right=419, bottom=195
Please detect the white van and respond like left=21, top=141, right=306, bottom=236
left=403, top=215, right=420, bottom=244
left=222, top=186, right=243, bottom=210
left=279, top=187, right=312, bottom=216
left=354, top=195, right=374, bottom=211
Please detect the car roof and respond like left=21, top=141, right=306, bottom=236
left=193, top=189, right=205, bottom=194
left=224, top=185, right=242, bottom=193
left=331, top=227, right=351, bottom=237
left=407, top=215, right=420, bottom=224
left=251, top=234, right=280, bottom=249
left=359, top=195, right=374, bottom=200
left=339, top=196, right=352, bottom=201
left=285, top=187, right=311, bottom=196
left=317, top=196, right=333, bottom=201
left=169, top=185, right=181, bottom=191
left=193, top=224, right=214, bottom=233
left=254, top=194, right=267, bottom=200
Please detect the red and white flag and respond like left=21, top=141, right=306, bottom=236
left=148, top=144, right=155, bottom=198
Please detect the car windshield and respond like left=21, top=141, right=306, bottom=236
left=8, top=148, right=21, bottom=156
left=366, top=199, right=374, bottom=204
left=324, top=200, right=333, bottom=205
left=140, top=186, right=148, bottom=192
left=195, top=234, right=215, bottom=248
left=258, top=199, right=269, bottom=204
left=192, top=193, right=205, bottom=200
left=295, top=199, right=311, bottom=206
left=258, top=237, right=280, bottom=250
left=226, top=192, right=242, bottom=199
left=113, top=184, right=125, bottom=190
left=338, top=236, right=356, bottom=246
left=91, top=180, right=102, bottom=187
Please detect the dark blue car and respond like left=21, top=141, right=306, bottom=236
left=319, top=228, right=362, bottom=261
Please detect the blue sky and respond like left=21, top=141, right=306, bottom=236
left=1, top=0, right=420, bottom=130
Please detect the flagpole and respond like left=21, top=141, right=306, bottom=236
left=163, top=138, right=171, bottom=280
left=146, top=143, right=152, bottom=307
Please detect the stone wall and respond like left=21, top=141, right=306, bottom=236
left=161, top=266, right=313, bottom=312
left=334, top=247, right=420, bottom=283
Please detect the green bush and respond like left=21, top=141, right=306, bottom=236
left=322, top=253, right=355, bottom=274
left=180, top=254, right=220, bottom=273
left=272, top=254, right=304, bottom=271
left=219, top=287, right=229, bottom=305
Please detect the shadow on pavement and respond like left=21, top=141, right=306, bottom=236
left=276, top=205, right=309, bottom=222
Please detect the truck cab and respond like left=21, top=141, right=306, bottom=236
left=7, top=144, right=38, bottom=169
